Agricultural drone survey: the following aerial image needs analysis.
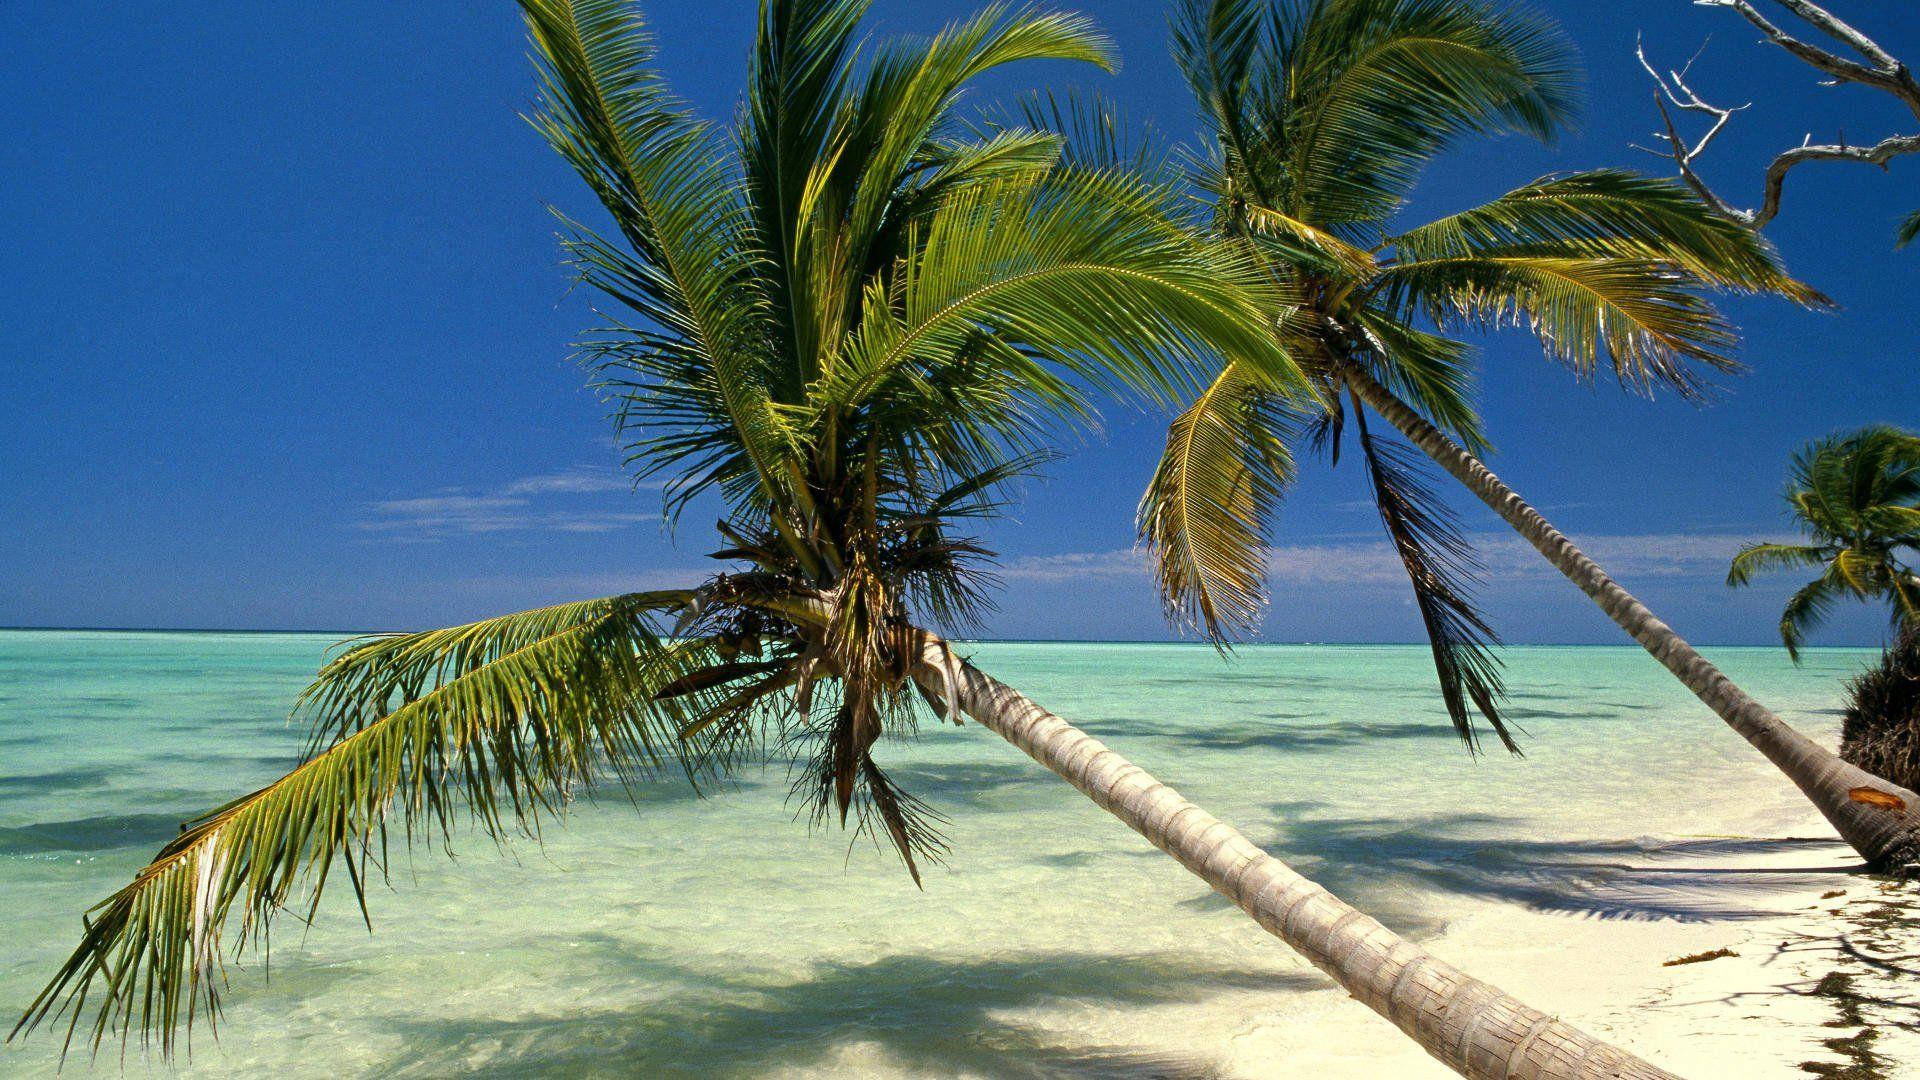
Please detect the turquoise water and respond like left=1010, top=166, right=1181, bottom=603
left=0, top=631, right=1879, bottom=1077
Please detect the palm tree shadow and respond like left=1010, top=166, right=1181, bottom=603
left=1147, top=718, right=1456, bottom=754
left=1252, top=804, right=1855, bottom=924
left=370, top=945, right=1321, bottom=1078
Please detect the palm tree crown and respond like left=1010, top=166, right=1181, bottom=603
left=1143, top=0, right=1816, bottom=751
left=14, top=0, right=1304, bottom=1055
left=1729, top=425, right=1920, bottom=660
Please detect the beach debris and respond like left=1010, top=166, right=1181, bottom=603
left=1661, top=947, right=1737, bottom=967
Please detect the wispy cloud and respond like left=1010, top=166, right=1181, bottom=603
left=500, top=469, right=640, bottom=496
left=359, top=467, right=657, bottom=537
left=1000, top=531, right=1755, bottom=588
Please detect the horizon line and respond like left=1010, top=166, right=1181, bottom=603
left=0, top=624, right=1879, bottom=651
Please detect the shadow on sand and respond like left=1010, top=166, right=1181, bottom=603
left=370, top=945, right=1321, bottom=1078
left=1248, top=803, right=1854, bottom=925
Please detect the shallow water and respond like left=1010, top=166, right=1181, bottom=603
left=0, top=631, right=1879, bottom=1077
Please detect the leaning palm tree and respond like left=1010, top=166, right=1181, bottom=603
left=10, top=2, right=1669, bottom=1077
left=1729, top=425, right=1920, bottom=659
left=1145, top=0, right=1920, bottom=870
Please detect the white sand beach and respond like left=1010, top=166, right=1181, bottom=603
left=1251, top=828, right=1917, bottom=1078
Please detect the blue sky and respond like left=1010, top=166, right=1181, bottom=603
left=2, top=0, right=1915, bottom=645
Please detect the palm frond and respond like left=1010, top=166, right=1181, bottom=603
left=840, top=3, right=1114, bottom=250
left=1236, top=198, right=1378, bottom=277
left=1002, top=88, right=1170, bottom=178
left=1780, top=569, right=1849, bottom=662
left=522, top=0, right=802, bottom=520
left=1726, top=542, right=1828, bottom=588
left=742, top=0, right=871, bottom=365
left=1375, top=254, right=1739, bottom=399
left=1352, top=411, right=1515, bottom=752
left=1173, top=0, right=1284, bottom=206
left=1896, top=208, right=1920, bottom=248
left=826, top=169, right=1306, bottom=419
left=1140, top=363, right=1298, bottom=639
left=1348, top=311, right=1487, bottom=454
left=1389, top=170, right=1825, bottom=305
left=1283, top=0, right=1579, bottom=223
left=14, top=593, right=704, bottom=1058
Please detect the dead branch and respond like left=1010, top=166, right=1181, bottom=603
left=1636, top=1, right=1919, bottom=233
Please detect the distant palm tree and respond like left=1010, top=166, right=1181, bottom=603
left=1147, top=0, right=1920, bottom=871
left=1730, top=425, right=1920, bottom=659
left=10, top=2, right=1666, bottom=1077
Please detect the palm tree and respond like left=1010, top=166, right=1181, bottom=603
left=1146, top=0, right=1920, bottom=870
left=10, top=2, right=1668, bottom=1076
left=1729, top=425, right=1920, bottom=659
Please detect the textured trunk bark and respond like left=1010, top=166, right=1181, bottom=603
left=906, top=633, right=1675, bottom=1080
left=1340, top=362, right=1920, bottom=871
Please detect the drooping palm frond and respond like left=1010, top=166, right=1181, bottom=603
left=1389, top=170, right=1827, bottom=305
left=1778, top=567, right=1851, bottom=663
left=1726, top=542, right=1828, bottom=588
left=1350, top=410, right=1515, bottom=752
left=1347, top=311, right=1487, bottom=453
left=1140, top=363, right=1300, bottom=638
left=1373, top=254, right=1739, bottom=399
left=12, top=593, right=705, bottom=1058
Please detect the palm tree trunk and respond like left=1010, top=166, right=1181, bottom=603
left=906, top=633, right=1675, bottom=1080
left=1339, top=361, right=1920, bottom=871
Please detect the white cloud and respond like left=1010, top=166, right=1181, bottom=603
left=998, top=549, right=1148, bottom=583
left=999, top=531, right=1756, bottom=589
left=500, top=468, right=641, bottom=496
left=358, top=467, right=658, bottom=537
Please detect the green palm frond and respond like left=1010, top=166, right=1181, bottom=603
left=13, top=593, right=704, bottom=1058
left=1282, top=0, right=1579, bottom=223
left=1348, top=311, right=1487, bottom=453
left=522, top=0, right=803, bottom=521
left=1893, top=570, right=1920, bottom=626
left=1779, top=568, right=1849, bottom=662
left=1389, top=170, right=1826, bottom=305
left=742, top=0, right=871, bottom=365
left=1140, top=363, right=1299, bottom=639
left=1351, top=414, right=1514, bottom=752
left=1172, top=0, right=1285, bottom=205
left=1726, top=543, right=1827, bottom=588
left=1896, top=208, right=1919, bottom=248
left=1000, top=88, right=1171, bottom=179
left=1235, top=198, right=1378, bottom=277
left=1375, top=254, right=1739, bottom=399
left=826, top=170, right=1306, bottom=419
left=839, top=3, right=1114, bottom=252
left=1733, top=426, right=1920, bottom=658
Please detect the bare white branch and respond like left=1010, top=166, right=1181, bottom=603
left=1639, top=3, right=1920, bottom=233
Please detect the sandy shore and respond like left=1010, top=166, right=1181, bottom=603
left=1229, top=827, right=1920, bottom=1079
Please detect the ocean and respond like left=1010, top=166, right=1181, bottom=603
left=0, top=631, right=1880, bottom=1077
